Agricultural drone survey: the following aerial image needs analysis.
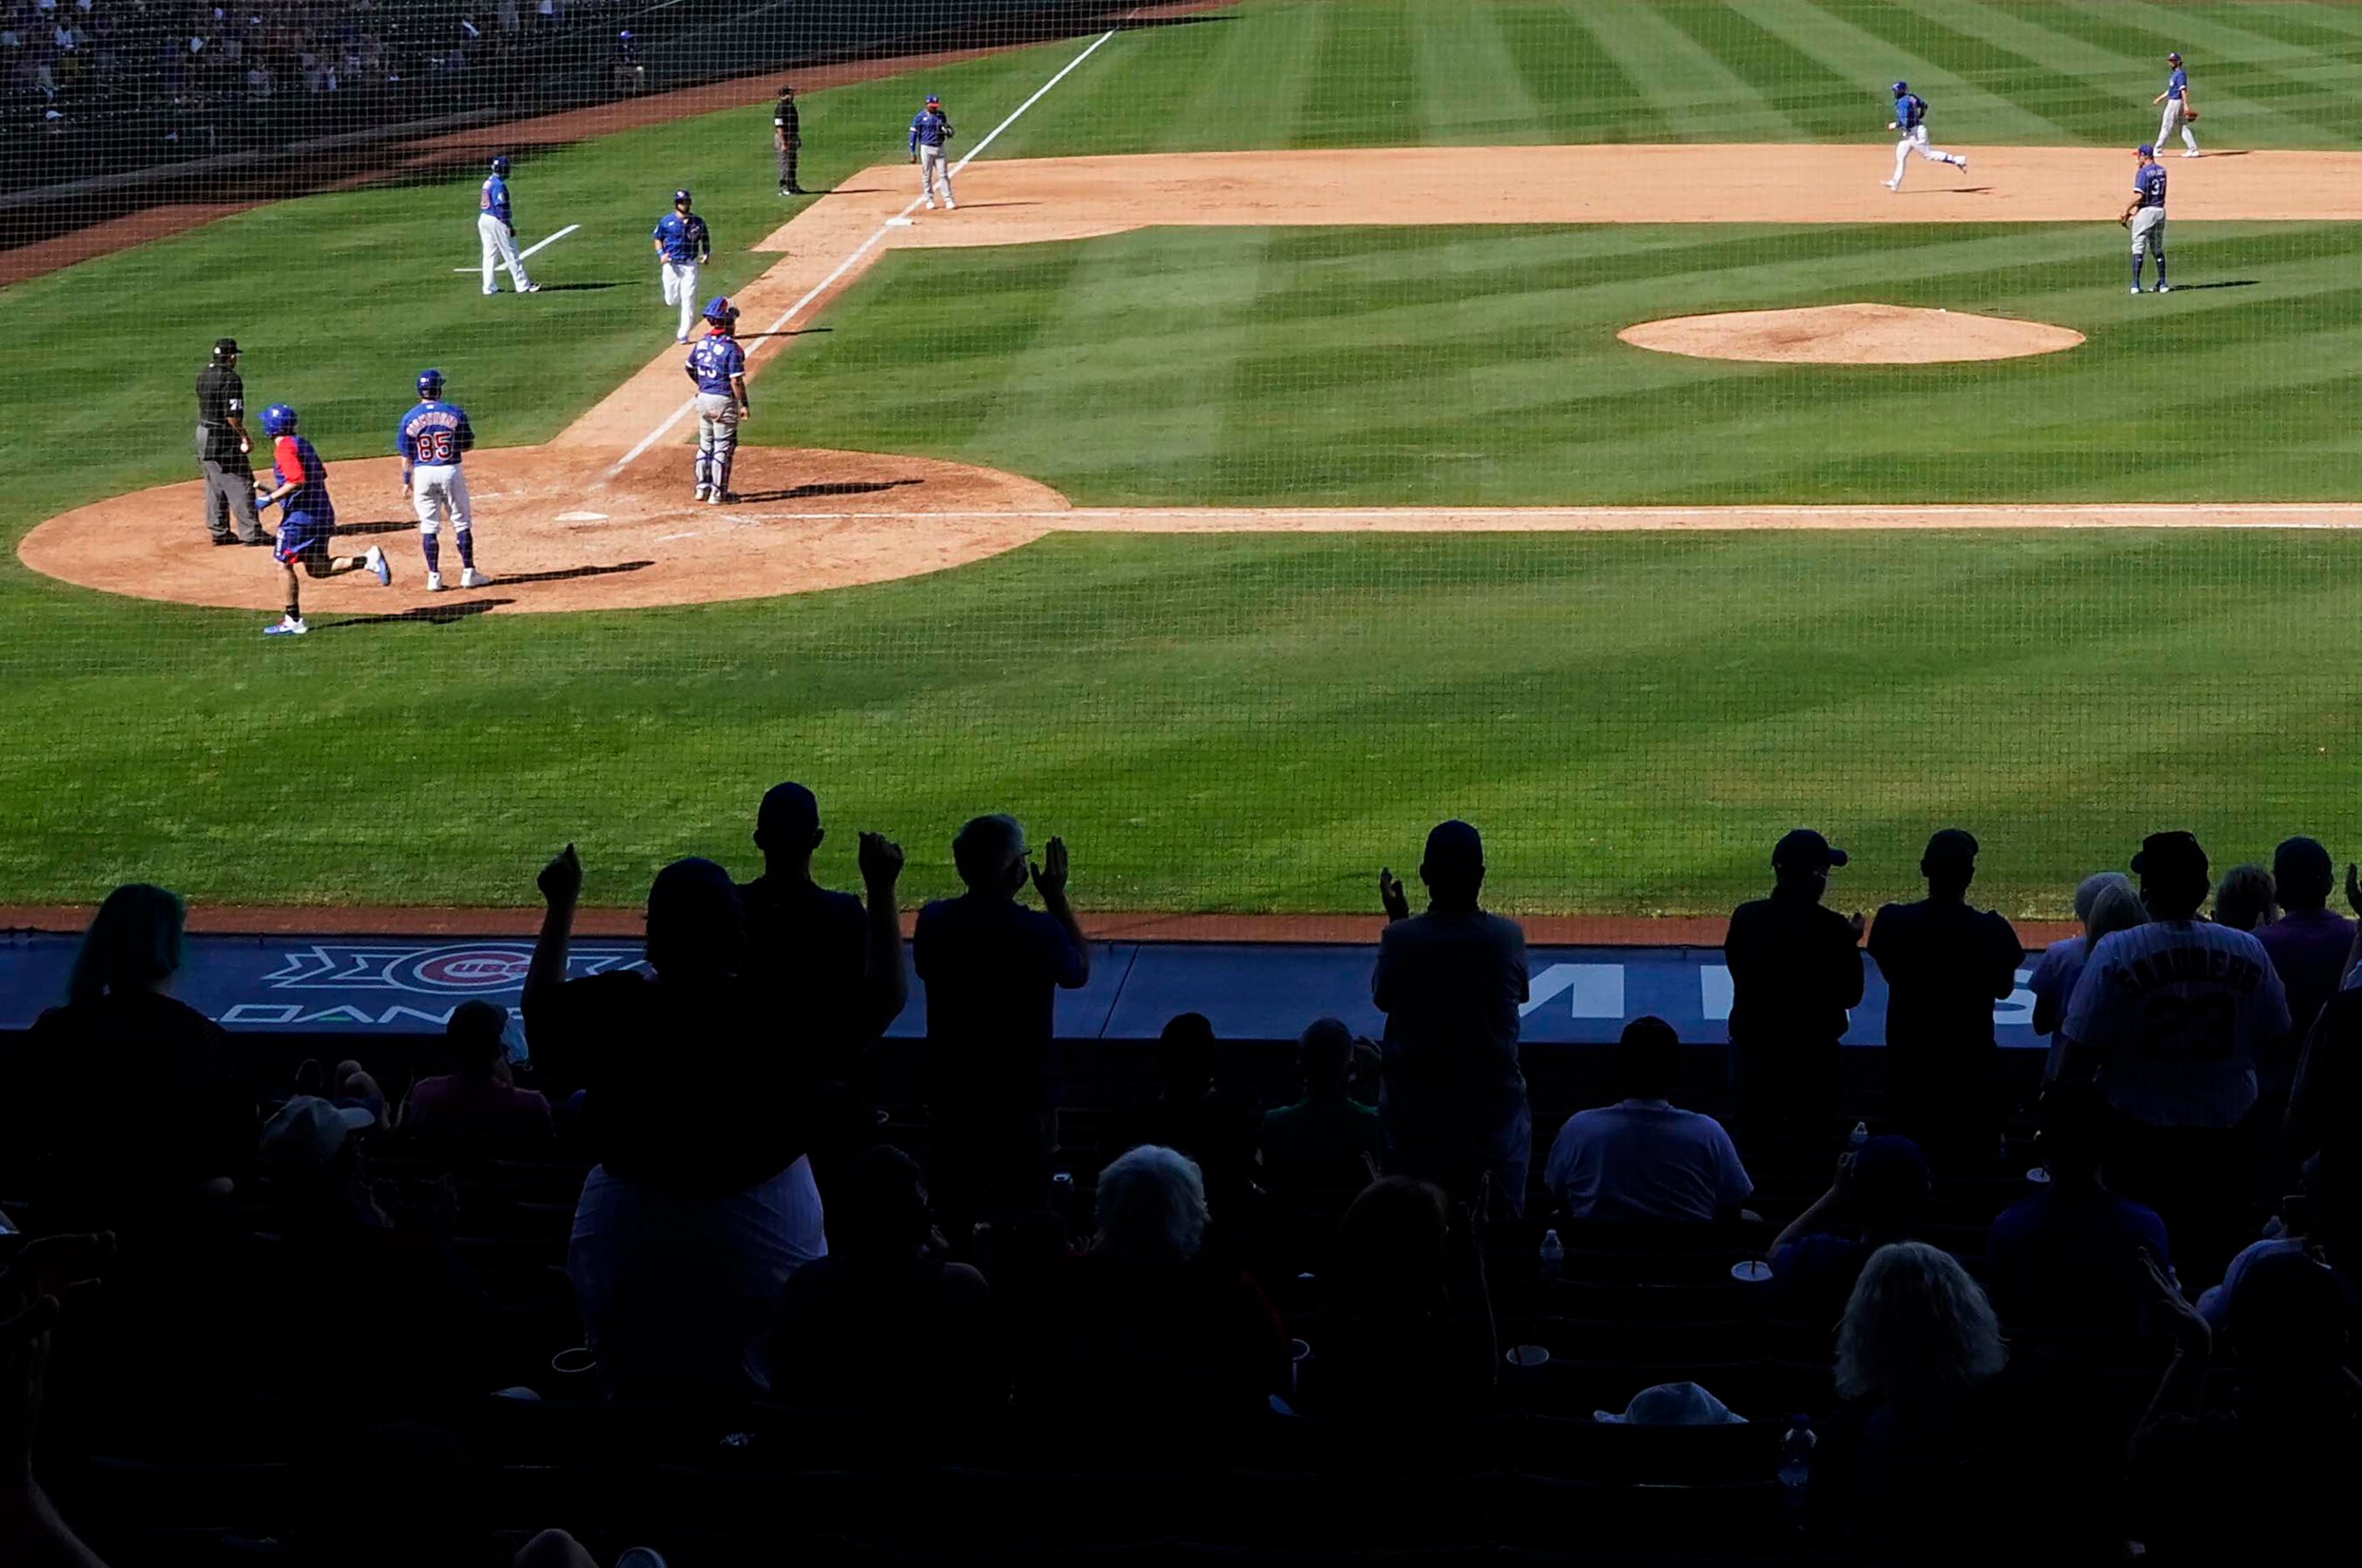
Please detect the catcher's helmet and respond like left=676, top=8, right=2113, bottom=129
left=260, top=403, right=299, bottom=436
left=702, top=296, right=739, bottom=325
left=489, top=154, right=510, bottom=176
left=417, top=368, right=446, bottom=400
left=1891, top=80, right=1908, bottom=95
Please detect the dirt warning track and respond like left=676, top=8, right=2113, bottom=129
left=26, top=143, right=2362, bottom=615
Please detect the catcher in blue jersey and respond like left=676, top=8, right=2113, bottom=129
left=254, top=402, right=389, bottom=637
left=685, top=296, right=751, bottom=503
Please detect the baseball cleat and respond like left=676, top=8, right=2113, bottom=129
left=462, top=568, right=488, bottom=589
left=2155, top=283, right=2172, bottom=292
left=520, top=283, right=543, bottom=293
left=263, top=616, right=309, bottom=636
left=366, top=545, right=391, bottom=585
left=2130, top=286, right=2144, bottom=294
left=943, top=200, right=956, bottom=210
left=923, top=199, right=938, bottom=210
left=2182, top=150, right=2199, bottom=158
left=675, top=333, right=690, bottom=344
left=1883, top=180, right=1900, bottom=190
left=211, top=534, right=240, bottom=546
left=483, top=288, right=500, bottom=296
left=1956, top=156, right=1968, bottom=172
left=694, top=485, right=710, bottom=501
left=426, top=571, right=443, bottom=593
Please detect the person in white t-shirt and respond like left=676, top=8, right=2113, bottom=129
left=1541, top=1015, right=1752, bottom=1225
left=2059, top=831, right=2289, bottom=1262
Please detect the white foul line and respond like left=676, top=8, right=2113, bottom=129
left=602, top=28, right=1118, bottom=478
left=452, top=222, right=581, bottom=273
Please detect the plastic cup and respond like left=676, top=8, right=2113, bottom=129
left=1731, top=1259, right=1774, bottom=1283
left=1505, top=1344, right=1550, bottom=1368
left=549, top=1346, right=598, bottom=1377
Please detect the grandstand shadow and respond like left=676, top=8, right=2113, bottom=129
left=739, top=479, right=921, bottom=503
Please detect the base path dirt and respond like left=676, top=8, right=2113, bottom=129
left=1621, top=302, right=2083, bottom=365
left=28, top=142, right=2362, bottom=615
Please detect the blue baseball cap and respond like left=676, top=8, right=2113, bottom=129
left=2137, top=144, right=2156, bottom=157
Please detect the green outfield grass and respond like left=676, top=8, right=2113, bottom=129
left=6, top=1, right=2362, bottom=915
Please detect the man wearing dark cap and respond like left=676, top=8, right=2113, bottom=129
left=1373, top=820, right=1531, bottom=1216
left=1722, top=829, right=1865, bottom=1152
left=738, top=781, right=907, bottom=1081
left=773, top=83, right=804, bottom=195
left=523, top=844, right=825, bottom=1401
left=195, top=336, right=266, bottom=545
left=2059, top=832, right=2289, bottom=1255
left=1867, top=828, right=2024, bottom=1154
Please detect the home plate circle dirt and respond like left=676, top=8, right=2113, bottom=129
left=18, top=446, right=1070, bottom=615
left=1617, top=303, right=2085, bottom=365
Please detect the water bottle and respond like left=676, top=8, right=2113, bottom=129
left=1538, top=1228, right=1564, bottom=1282
left=1778, top=1414, right=1816, bottom=1531
left=1849, top=1120, right=1869, bottom=1149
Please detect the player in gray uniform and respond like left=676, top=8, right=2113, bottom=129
left=195, top=337, right=266, bottom=545
left=2122, top=144, right=2171, bottom=293
left=685, top=296, right=751, bottom=504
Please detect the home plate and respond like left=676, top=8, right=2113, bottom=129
left=554, top=511, right=609, bottom=522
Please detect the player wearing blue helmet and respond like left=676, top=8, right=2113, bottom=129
left=1884, top=79, right=1967, bottom=190
left=652, top=188, right=711, bottom=343
left=612, top=28, right=645, bottom=95
left=685, top=297, right=750, bottom=503
left=397, top=368, right=486, bottom=592
left=254, top=403, right=388, bottom=636
left=479, top=154, right=540, bottom=296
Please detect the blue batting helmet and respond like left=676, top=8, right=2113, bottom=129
left=488, top=154, right=509, bottom=175
left=1891, top=80, right=1908, bottom=95
left=674, top=187, right=691, bottom=205
left=702, top=296, right=739, bottom=325
left=417, top=368, right=445, bottom=400
left=260, top=403, right=298, bottom=436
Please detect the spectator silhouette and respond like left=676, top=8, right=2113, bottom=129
left=769, top=1145, right=998, bottom=1413
left=2058, top=832, right=2289, bottom=1268
left=402, top=999, right=552, bottom=1152
left=525, top=847, right=826, bottom=1402
left=1102, top=1011, right=1221, bottom=1166
left=2, top=883, right=254, bottom=1238
left=1770, top=1136, right=1932, bottom=1324
left=1371, top=821, right=1531, bottom=1216
left=1985, top=1080, right=2172, bottom=1338
left=2196, top=1148, right=2358, bottom=1333
left=2134, top=1247, right=2362, bottom=1563
left=914, top=814, right=1090, bottom=1231
left=1868, top=829, right=2022, bottom=1155
left=2253, top=837, right=2350, bottom=1085
left=1014, top=1146, right=1285, bottom=1418
left=2213, top=863, right=2276, bottom=933
left=1295, top=1176, right=1495, bottom=1422
left=1816, top=1242, right=2008, bottom=1564
left=1262, top=1017, right=1383, bottom=1189
left=1723, top=829, right=1864, bottom=1153
left=1540, top=1015, right=1752, bottom=1225
left=2031, top=874, right=2142, bottom=1080
left=736, top=781, right=908, bottom=1082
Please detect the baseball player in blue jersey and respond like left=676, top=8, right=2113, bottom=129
left=685, top=297, right=751, bottom=504
left=652, top=189, right=711, bottom=344
left=397, top=369, right=488, bottom=593
left=1884, top=82, right=1968, bottom=190
left=2155, top=52, right=2200, bottom=158
left=909, top=94, right=955, bottom=210
left=254, top=403, right=388, bottom=636
left=2122, top=145, right=2172, bottom=294
left=478, top=154, right=539, bottom=296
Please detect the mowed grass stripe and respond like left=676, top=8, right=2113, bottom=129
left=1725, top=0, right=2066, bottom=139
left=1557, top=0, right=1800, bottom=141
left=1652, top=0, right=1874, bottom=139
left=2107, top=0, right=2362, bottom=134
left=1857, top=0, right=2156, bottom=140
left=1409, top=1, right=1550, bottom=144
left=1498, top=4, right=1674, bottom=143
left=2041, top=1, right=2329, bottom=145
left=1299, top=0, right=1419, bottom=148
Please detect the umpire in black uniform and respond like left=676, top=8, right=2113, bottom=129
left=774, top=84, right=804, bottom=195
left=196, top=337, right=266, bottom=545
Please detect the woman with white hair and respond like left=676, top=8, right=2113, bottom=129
left=1014, top=1146, right=1287, bottom=1416
left=1818, top=1242, right=2009, bottom=1561
left=2031, top=873, right=2143, bottom=1081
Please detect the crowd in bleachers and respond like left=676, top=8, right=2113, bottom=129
left=0, top=0, right=620, bottom=186
left=2, top=791, right=2359, bottom=1565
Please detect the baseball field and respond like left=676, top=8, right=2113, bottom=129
left=10, top=0, right=2362, bottom=918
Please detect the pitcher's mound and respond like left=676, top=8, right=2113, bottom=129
left=1618, top=303, right=2084, bottom=365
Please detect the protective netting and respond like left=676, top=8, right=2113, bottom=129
left=5, top=1, right=2361, bottom=918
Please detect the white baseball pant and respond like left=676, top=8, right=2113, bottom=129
left=918, top=144, right=955, bottom=208
left=2131, top=205, right=2167, bottom=260
left=1890, top=125, right=1965, bottom=185
left=478, top=214, right=532, bottom=292
left=695, top=392, right=741, bottom=497
left=410, top=463, right=472, bottom=538
left=2157, top=99, right=2198, bottom=155
left=661, top=260, right=701, bottom=341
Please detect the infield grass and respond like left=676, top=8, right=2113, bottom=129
left=7, top=0, right=2362, bottom=915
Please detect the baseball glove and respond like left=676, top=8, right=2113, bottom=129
left=2183, top=108, right=2199, bottom=122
